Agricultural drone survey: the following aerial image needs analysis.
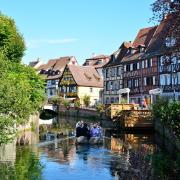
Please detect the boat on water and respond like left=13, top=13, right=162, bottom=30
left=76, top=136, right=103, bottom=145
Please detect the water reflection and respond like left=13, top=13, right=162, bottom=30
left=37, top=132, right=155, bottom=180
left=0, top=117, right=179, bottom=180
left=0, top=145, right=43, bottom=180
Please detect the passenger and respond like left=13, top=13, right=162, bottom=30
left=97, top=123, right=103, bottom=138
left=90, top=123, right=101, bottom=137
left=81, top=123, right=90, bottom=140
left=76, top=121, right=83, bottom=137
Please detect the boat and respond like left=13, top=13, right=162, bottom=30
left=76, top=136, right=103, bottom=145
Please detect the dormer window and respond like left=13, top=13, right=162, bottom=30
left=129, top=47, right=136, bottom=54
left=138, top=44, right=145, bottom=53
left=111, top=55, right=115, bottom=62
left=96, top=60, right=103, bottom=65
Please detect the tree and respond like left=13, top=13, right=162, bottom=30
left=151, top=0, right=180, bottom=50
left=0, top=13, right=25, bottom=63
left=83, top=95, right=90, bottom=107
left=0, top=54, right=45, bottom=144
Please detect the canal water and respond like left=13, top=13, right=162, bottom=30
left=0, top=117, right=179, bottom=180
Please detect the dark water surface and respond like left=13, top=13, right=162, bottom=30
left=0, top=117, right=179, bottom=180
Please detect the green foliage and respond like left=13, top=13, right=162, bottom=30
left=95, top=103, right=105, bottom=113
left=0, top=12, right=46, bottom=144
left=0, top=13, right=25, bottom=63
left=83, top=95, right=90, bottom=107
left=152, top=97, right=180, bottom=139
left=0, top=147, right=43, bottom=180
left=0, top=54, right=46, bottom=144
left=152, top=151, right=180, bottom=179
left=74, top=100, right=81, bottom=109
left=49, top=96, right=63, bottom=105
left=62, top=99, right=70, bottom=109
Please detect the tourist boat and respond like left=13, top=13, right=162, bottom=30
left=76, top=136, right=103, bottom=145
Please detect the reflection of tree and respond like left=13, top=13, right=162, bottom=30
left=0, top=147, right=43, bottom=180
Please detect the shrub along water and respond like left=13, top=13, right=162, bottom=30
left=152, top=98, right=180, bottom=139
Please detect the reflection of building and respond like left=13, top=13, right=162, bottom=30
left=37, top=56, right=78, bottom=98
left=59, top=64, right=103, bottom=105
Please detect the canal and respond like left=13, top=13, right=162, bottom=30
left=0, top=117, right=179, bottom=180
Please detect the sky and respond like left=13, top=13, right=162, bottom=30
left=0, top=0, right=156, bottom=65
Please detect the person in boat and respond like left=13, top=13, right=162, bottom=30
left=81, top=123, right=90, bottom=140
left=90, top=123, right=101, bottom=137
left=76, top=121, right=84, bottom=137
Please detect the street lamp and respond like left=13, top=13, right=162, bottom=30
left=172, top=70, right=177, bottom=101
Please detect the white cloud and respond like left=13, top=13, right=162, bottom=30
left=26, top=38, right=78, bottom=48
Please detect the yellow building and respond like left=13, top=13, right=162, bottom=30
left=59, top=64, right=103, bottom=106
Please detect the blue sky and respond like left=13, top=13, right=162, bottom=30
left=0, top=0, right=156, bottom=65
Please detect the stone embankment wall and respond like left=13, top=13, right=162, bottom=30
left=154, top=119, right=180, bottom=155
left=16, top=112, right=39, bottom=145
left=58, top=106, right=114, bottom=128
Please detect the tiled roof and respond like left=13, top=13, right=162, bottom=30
left=83, top=55, right=110, bottom=68
left=146, top=17, right=172, bottom=55
left=68, top=65, right=103, bottom=88
left=103, top=42, right=131, bottom=67
left=86, top=55, right=110, bottom=60
left=132, top=26, right=157, bottom=48
left=121, top=26, right=158, bottom=63
left=38, top=56, right=75, bottom=80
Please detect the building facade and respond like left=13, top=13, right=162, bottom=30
left=103, top=16, right=180, bottom=105
left=38, top=56, right=78, bottom=98
left=59, top=64, right=103, bottom=106
left=102, top=43, right=131, bottom=104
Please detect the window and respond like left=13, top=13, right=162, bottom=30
left=178, top=72, right=180, bottom=84
left=142, top=61, right=144, bottom=68
left=130, top=64, right=133, bottom=71
left=124, top=65, right=126, bottom=72
left=133, top=63, right=137, bottom=70
left=147, top=59, right=152, bottom=68
left=117, top=66, right=121, bottom=76
left=111, top=97, right=114, bottom=103
left=160, top=75, right=169, bottom=86
left=171, top=56, right=177, bottom=64
left=106, top=68, right=110, bottom=78
left=111, top=68, right=115, bottom=77
left=137, top=62, right=140, bottom=69
left=153, top=76, right=156, bottom=85
left=144, top=77, right=147, bottom=86
left=128, top=80, right=132, bottom=88
left=126, top=64, right=130, bottom=72
left=90, top=88, right=93, bottom=93
left=134, top=79, right=139, bottom=87
left=106, top=97, right=109, bottom=104
left=165, top=37, right=176, bottom=47
left=145, top=60, right=148, bottom=68
left=51, top=80, right=56, bottom=85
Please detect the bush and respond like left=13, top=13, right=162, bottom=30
left=74, top=100, right=81, bottom=109
left=83, top=95, right=90, bottom=107
left=152, top=97, right=180, bottom=139
left=49, top=96, right=63, bottom=105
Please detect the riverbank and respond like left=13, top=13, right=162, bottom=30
left=154, top=118, right=180, bottom=155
